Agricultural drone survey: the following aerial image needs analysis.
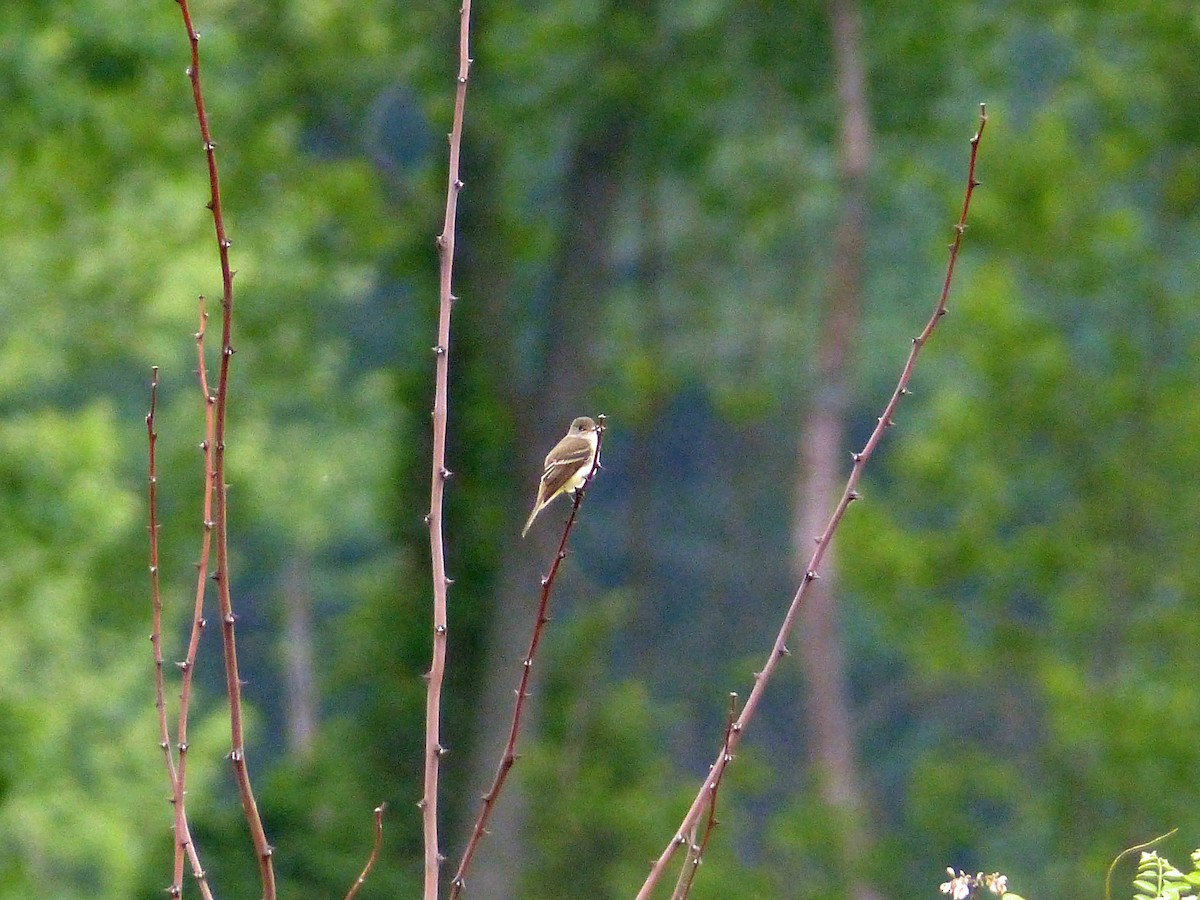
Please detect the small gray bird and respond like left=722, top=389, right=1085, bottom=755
left=521, top=417, right=600, bottom=537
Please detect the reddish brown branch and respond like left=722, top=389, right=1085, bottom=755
left=172, top=1, right=276, bottom=895
left=146, top=368, right=180, bottom=880
left=146, top=366, right=216, bottom=900
left=670, top=693, right=738, bottom=900
left=343, top=804, right=387, bottom=900
left=635, top=104, right=989, bottom=899
left=422, top=2, right=474, bottom=898
left=173, top=297, right=217, bottom=866
left=448, top=419, right=605, bottom=899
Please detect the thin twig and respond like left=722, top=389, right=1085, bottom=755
left=172, top=298, right=218, bottom=894
left=172, top=1, right=276, bottom=894
left=344, top=804, right=388, bottom=900
left=147, top=364, right=216, bottom=900
left=146, top=368, right=181, bottom=883
left=667, top=822, right=699, bottom=900
left=422, top=2, right=474, bottom=898
left=670, top=693, right=738, bottom=900
left=635, top=104, right=989, bottom=899
left=448, top=418, right=605, bottom=899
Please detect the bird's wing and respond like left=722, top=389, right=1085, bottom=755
left=540, top=435, right=594, bottom=497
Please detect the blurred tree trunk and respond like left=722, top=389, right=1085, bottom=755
left=793, top=1, right=880, bottom=898
left=280, top=554, right=316, bottom=759
left=459, top=118, right=628, bottom=899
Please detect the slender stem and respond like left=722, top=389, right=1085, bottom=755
left=344, top=805, right=387, bottom=900
left=146, top=368, right=181, bottom=883
left=448, top=421, right=604, bottom=899
left=423, top=2, right=474, bottom=898
left=635, top=104, right=989, bottom=899
left=172, top=1, right=276, bottom=894
left=175, top=297, right=217, bottom=857
left=147, top=364, right=216, bottom=900
left=670, top=694, right=738, bottom=900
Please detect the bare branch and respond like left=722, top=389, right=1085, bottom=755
left=635, top=104, right=990, bottom=899
left=423, top=1, right=475, bottom=897
left=343, top=804, right=387, bottom=900
left=669, top=693, right=738, bottom=900
left=146, top=363, right=216, bottom=900
left=171, top=0, right=276, bottom=893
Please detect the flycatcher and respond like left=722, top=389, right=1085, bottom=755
left=521, top=416, right=600, bottom=537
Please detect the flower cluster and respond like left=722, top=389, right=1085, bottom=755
left=940, top=868, right=1009, bottom=899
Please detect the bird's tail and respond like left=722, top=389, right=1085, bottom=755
left=521, top=501, right=544, bottom=538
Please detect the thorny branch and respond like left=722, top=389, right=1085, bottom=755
left=635, top=103, right=989, bottom=899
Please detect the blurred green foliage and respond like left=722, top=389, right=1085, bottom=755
left=0, top=0, right=1198, bottom=898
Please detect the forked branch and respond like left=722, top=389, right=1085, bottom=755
left=146, top=365, right=215, bottom=900
left=635, top=103, right=989, bottom=899
left=669, top=693, right=738, bottom=900
left=171, top=0, right=276, bottom=894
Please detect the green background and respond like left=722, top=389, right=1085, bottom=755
left=1, top=1, right=1198, bottom=897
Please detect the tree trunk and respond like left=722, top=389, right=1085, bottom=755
left=280, top=554, right=317, bottom=759
left=793, top=1, right=880, bottom=898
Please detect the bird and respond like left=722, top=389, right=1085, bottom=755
left=521, top=416, right=600, bottom=537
